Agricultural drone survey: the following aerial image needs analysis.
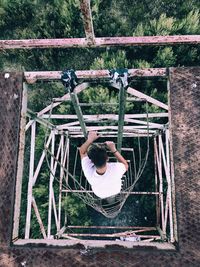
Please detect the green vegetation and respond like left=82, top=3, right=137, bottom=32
left=1, top=0, right=199, bottom=238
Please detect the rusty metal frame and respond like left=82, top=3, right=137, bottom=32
left=24, top=68, right=167, bottom=84
left=0, top=35, right=200, bottom=50
left=11, top=70, right=177, bottom=248
left=1, top=0, right=199, bottom=51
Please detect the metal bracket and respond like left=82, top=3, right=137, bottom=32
left=109, top=68, right=129, bottom=88
left=61, top=69, right=78, bottom=92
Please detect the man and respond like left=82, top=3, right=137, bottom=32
left=79, top=131, right=128, bottom=199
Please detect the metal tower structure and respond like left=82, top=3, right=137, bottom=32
left=5, top=0, right=199, bottom=250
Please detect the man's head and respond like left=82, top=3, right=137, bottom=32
left=87, top=144, right=108, bottom=168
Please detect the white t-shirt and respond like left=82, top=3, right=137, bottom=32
left=81, top=156, right=126, bottom=199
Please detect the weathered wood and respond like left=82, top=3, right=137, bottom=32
left=1, top=35, right=200, bottom=50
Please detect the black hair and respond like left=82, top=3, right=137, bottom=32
left=87, top=144, right=108, bottom=168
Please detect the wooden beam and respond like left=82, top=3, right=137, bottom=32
left=25, top=68, right=167, bottom=83
left=1, top=35, right=200, bottom=50
left=80, top=0, right=95, bottom=44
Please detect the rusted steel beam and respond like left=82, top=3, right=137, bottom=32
left=1, top=35, right=200, bottom=50
left=66, top=226, right=156, bottom=229
left=41, top=113, right=168, bottom=119
left=24, top=68, right=167, bottom=83
left=80, top=0, right=95, bottom=44
left=62, top=189, right=159, bottom=194
left=64, top=233, right=160, bottom=238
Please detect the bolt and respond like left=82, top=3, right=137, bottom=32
left=4, top=73, right=10, bottom=79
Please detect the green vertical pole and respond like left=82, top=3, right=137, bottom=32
left=117, top=83, right=126, bottom=153
left=70, top=92, right=88, bottom=139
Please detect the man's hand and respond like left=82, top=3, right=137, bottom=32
left=105, top=141, right=128, bottom=171
left=105, top=141, right=116, bottom=153
left=87, top=131, right=100, bottom=143
left=79, top=131, right=100, bottom=159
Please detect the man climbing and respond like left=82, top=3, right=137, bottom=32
left=79, top=131, right=128, bottom=199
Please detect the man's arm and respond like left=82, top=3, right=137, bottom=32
left=105, top=141, right=129, bottom=171
left=79, top=131, right=100, bottom=159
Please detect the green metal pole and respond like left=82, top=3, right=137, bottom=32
left=70, top=92, right=88, bottom=139
left=117, top=83, right=126, bottom=153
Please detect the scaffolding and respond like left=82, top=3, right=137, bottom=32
left=8, top=0, right=200, bottom=249
left=14, top=69, right=175, bottom=245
